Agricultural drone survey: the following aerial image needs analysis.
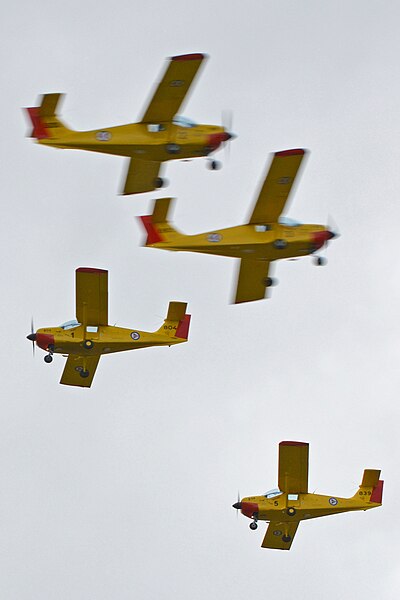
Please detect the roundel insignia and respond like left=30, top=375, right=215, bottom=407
left=207, top=233, right=222, bottom=243
left=329, top=497, right=338, bottom=506
left=96, top=131, right=112, bottom=141
left=131, top=332, right=140, bottom=340
left=273, top=530, right=282, bottom=536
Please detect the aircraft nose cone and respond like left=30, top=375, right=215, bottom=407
left=226, top=131, right=236, bottom=140
left=27, top=333, right=36, bottom=341
left=327, top=230, right=339, bottom=239
left=232, top=502, right=242, bottom=510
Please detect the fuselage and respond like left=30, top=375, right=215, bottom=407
left=239, top=491, right=379, bottom=523
left=151, top=222, right=332, bottom=261
left=34, top=323, right=179, bottom=356
left=37, top=121, right=227, bottom=161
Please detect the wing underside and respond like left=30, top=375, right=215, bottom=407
left=249, top=149, right=306, bottom=224
left=75, top=268, right=108, bottom=326
left=261, top=521, right=299, bottom=550
left=60, top=355, right=100, bottom=388
left=278, top=441, right=309, bottom=494
left=141, top=54, right=206, bottom=123
left=121, top=157, right=161, bottom=195
left=234, top=259, right=271, bottom=304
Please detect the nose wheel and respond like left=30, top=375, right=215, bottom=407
left=44, top=354, right=53, bottom=364
left=249, top=521, right=258, bottom=530
left=207, top=159, right=221, bottom=170
left=314, top=256, right=327, bottom=266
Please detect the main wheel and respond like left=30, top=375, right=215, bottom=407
left=80, top=370, right=89, bottom=379
left=154, top=177, right=166, bottom=189
left=315, top=256, right=327, bottom=266
left=44, top=354, right=53, bottom=364
left=286, top=507, right=296, bottom=516
left=249, top=522, right=258, bottom=530
left=83, top=340, right=94, bottom=350
left=208, top=160, right=221, bottom=171
left=263, top=277, right=277, bottom=288
left=282, top=535, right=291, bottom=543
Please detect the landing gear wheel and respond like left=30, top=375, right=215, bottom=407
left=282, top=535, right=292, bottom=543
left=286, top=507, right=296, bottom=516
left=154, top=177, right=167, bottom=189
left=208, top=160, right=221, bottom=171
left=315, top=256, right=327, bottom=266
left=44, top=354, right=53, bottom=364
left=249, top=522, right=258, bottom=530
left=83, top=340, right=94, bottom=350
left=263, top=277, right=277, bottom=288
left=80, top=370, right=89, bottom=379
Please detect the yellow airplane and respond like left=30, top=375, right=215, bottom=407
left=25, top=53, right=234, bottom=195
left=232, top=441, right=383, bottom=550
left=139, top=149, right=338, bottom=303
left=26, top=267, right=191, bottom=388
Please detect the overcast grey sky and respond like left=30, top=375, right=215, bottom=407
left=1, top=1, right=399, bottom=598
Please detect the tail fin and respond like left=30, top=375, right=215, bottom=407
left=353, top=469, right=384, bottom=504
left=157, top=301, right=191, bottom=340
left=25, top=93, right=70, bottom=139
left=138, top=198, right=181, bottom=246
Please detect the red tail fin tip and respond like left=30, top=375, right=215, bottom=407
left=138, top=215, right=164, bottom=245
left=176, top=314, right=191, bottom=339
left=26, top=107, right=50, bottom=139
left=370, top=480, right=384, bottom=504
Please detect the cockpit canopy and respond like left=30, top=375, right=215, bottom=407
left=60, top=319, right=81, bottom=330
left=264, top=488, right=283, bottom=499
left=172, top=115, right=197, bottom=128
left=278, top=216, right=302, bottom=227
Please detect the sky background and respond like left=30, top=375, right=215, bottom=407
left=1, top=1, right=399, bottom=598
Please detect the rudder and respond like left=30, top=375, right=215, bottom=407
left=25, top=93, right=70, bottom=139
left=138, top=198, right=180, bottom=246
left=157, top=301, right=191, bottom=340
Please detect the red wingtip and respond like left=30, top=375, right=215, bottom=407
left=370, top=480, right=384, bottom=504
left=280, top=441, right=308, bottom=447
left=176, top=314, right=191, bottom=340
left=76, top=267, right=108, bottom=274
left=25, top=107, right=50, bottom=139
left=138, top=215, right=165, bottom=245
left=171, top=53, right=206, bottom=61
left=275, top=149, right=305, bottom=157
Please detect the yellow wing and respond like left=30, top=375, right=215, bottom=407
left=60, top=355, right=100, bottom=388
left=75, top=268, right=108, bottom=326
left=141, top=53, right=206, bottom=123
left=121, top=157, right=161, bottom=195
left=261, top=521, right=299, bottom=550
left=234, top=259, right=271, bottom=304
left=278, top=441, right=309, bottom=493
left=248, top=149, right=306, bottom=224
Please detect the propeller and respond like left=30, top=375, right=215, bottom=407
left=222, top=109, right=235, bottom=161
left=314, top=215, right=340, bottom=265
left=233, top=491, right=242, bottom=518
left=27, top=317, right=36, bottom=356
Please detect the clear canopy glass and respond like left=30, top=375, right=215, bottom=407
left=173, top=115, right=197, bottom=128
left=264, top=488, right=283, bottom=498
left=60, top=319, right=81, bottom=330
left=278, top=216, right=302, bottom=227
